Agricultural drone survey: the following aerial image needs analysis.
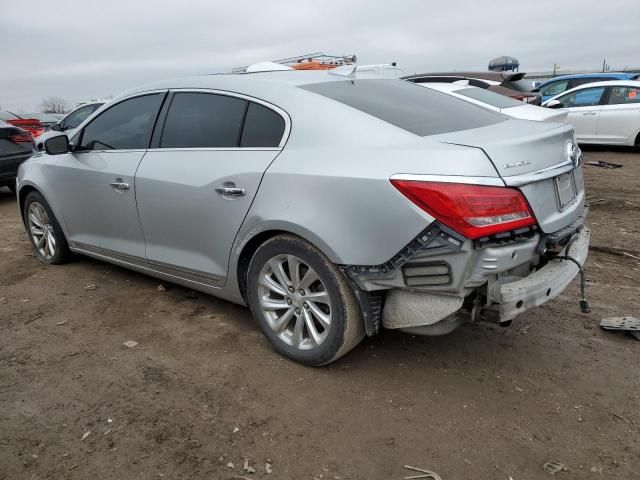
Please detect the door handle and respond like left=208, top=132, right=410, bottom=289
left=109, top=181, right=130, bottom=192
left=582, top=112, right=597, bottom=116
left=215, top=185, right=245, bottom=196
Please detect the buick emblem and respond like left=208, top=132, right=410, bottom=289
left=566, top=142, right=582, bottom=168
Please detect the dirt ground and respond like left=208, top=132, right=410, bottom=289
left=1, top=147, right=639, bottom=480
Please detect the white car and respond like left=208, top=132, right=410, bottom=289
left=420, top=82, right=568, bottom=123
left=543, top=80, right=640, bottom=147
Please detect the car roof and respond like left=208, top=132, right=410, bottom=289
left=403, top=71, right=526, bottom=81
left=419, top=82, right=467, bottom=92
left=539, top=72, right=637, bottom=85
left=114, top=70, right=400, bottom=109
left=563, top=79, right=640, bottom=89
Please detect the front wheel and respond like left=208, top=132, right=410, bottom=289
left=247, top=234, right=364, bottom=366
left=23, top=191, right=71, bottom=264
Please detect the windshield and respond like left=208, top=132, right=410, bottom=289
left=301, top=79, right=505, bottom=136
left=455, top=87, right=524, bottom=109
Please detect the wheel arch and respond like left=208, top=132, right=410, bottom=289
left=234, top=223, right=342, bottom=300
left=18, top=184, right=40, bottom=226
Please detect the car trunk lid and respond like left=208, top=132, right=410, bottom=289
left=433, top=119, right=585, bottom=234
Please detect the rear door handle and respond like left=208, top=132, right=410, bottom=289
left=215, top=186, right=245, bottom=196
left=582, top=112, right=598, bottom=116
left=109, top=181, right=130, bottom=192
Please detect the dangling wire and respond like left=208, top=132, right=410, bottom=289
left=555, top=232, right=590, bottom=313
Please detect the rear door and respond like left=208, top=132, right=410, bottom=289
left=554, top=86, right=606, bottom=142
left=595, top=85, right=640, bottom=144
left=53, top=92, right=166, bottom=257
left=135, top=90, right=288, bottom=284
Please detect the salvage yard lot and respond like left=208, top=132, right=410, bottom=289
left=1, top=148, right=639, bottom=480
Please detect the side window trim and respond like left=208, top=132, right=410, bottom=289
left=150, top=88, right=291, bottom=151
left=74, top=90, right=168, bottom=152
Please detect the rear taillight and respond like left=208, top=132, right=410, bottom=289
left=9, top=132, right=34, bottom=143
left=6, top=119, right=45, bottom=138
left=391, top=180, right=536, bottom=239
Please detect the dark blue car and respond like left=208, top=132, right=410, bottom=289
left=536, top=72, right=640, bottom=101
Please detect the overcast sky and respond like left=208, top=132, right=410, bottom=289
left=1, top=0, right=639, bottom=112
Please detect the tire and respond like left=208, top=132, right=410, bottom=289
left=8, top=184, right=16, bottom=194
left=23, top=191, right=71, bottom=264
left=247, top=234, right=365, bottom=366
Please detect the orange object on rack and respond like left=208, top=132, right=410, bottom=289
left=292, top=61, right=338, bottom=70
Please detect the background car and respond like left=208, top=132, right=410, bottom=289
left=17, top=112, right=62, bottom=130
left=0, top=111, right=45, bottom=139
left=420, top=82, right=568, bottom=122
left=19, top=71, right=587, bottom=365
left=0, top=120, right=35, bottom=193
left=36, top=102, right=105, bottom=149
left=536, top=72, right=640, bottom=102
left=403, top=71, right=540, bottom=103
left=543, top=80, right=640, bottom=147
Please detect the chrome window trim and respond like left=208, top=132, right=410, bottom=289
left=390, top=173, right=505, bottom=187
left=150, top=88, right=292, bottom=150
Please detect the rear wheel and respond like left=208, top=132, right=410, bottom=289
left=247, top=234, right=364, bottom=366
left=23, top=191, right=70, bottom=264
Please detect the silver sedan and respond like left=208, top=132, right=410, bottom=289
left=17, top=69, right=589, bottom=365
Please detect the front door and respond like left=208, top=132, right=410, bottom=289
left=135, top=91, right=288, bottom=284
left=557, top=86, right=606, bottom=142
left=54, top=92, right=166, bottom=258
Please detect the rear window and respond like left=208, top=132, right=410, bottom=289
left=503, top=79, right=535, bottom=92
left=301, top=79, right=505, bottom=136
left=456, top=87, right=524, bottom=108
left=0, top=111, right=19, bottom=121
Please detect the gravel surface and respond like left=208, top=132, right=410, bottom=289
left=1, top=146, right=639, bottom=479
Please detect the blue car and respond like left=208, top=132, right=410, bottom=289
left=536, top=72, right=639, bottom=102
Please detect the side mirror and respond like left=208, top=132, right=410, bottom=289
left=546, top=100, right=563, bottom=109
left=51, top=123, right=63, bottom=132
left=44, top=134, right=70, bottom=155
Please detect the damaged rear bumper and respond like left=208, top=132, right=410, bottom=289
left=493, top=226, right=589, bottom=321
left=381, top=227, right=589, bottom=334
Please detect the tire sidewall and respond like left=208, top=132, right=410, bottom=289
left=23, top=191, right=69, bottom=264
left=247, top=236, right=350, bottom=366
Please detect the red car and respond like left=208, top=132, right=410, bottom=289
left=0, top=111, right=46, bottom=138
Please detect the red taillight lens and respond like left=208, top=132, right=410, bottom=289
left=9, top=132, right=34, bottom=143
left=391, top=180, right=536, bottom=239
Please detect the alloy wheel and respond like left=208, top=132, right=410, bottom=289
left=27, top=202, right=56, bottom=260
left=258, top=254, right=332, bottom=350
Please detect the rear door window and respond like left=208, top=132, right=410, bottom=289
left=160, top=93, right=247, bottom=148
left=79, top=94, right=164, bottom=150
left=240, top=102, right=286, bottom=147
left=607, top=86, right=640, bottom=105
left=301, top=79, right=505, bottom=136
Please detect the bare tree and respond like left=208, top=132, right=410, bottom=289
left=40, top=96, right=69, bottom=114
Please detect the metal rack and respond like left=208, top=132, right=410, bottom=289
left=233, top=52, right=357, bottom=73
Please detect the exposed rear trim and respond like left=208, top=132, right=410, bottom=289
left=390, top=173, right=504, bottom=187
left=502, top=160, right=574, bottom=186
